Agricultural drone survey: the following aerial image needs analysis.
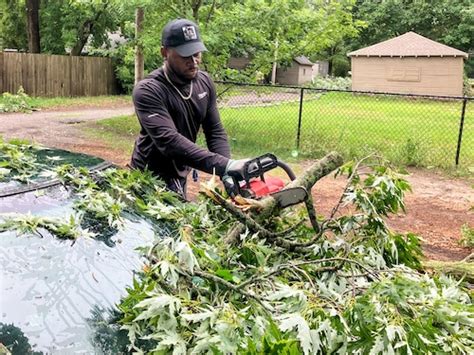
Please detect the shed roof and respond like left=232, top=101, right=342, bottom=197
left=294, top=56, right=313, bottom=66
left=348, top=32, right=468, bottom=59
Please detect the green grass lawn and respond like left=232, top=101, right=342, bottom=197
left=29, top=95, right=132, bottom=109
left=222, top=92, right=474, bottom=168
left=88, top=92, right=474, bottom=169
left=0, top=94, right=132, bottom=111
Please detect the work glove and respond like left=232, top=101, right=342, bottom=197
left=221, top=158, right=252, bottom=197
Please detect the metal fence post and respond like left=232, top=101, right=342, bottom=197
left=296, top=88, right=304, bottom=151
left=455, top=98, right=468, bottom=166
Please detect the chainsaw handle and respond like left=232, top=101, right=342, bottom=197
left=242, top=153, right=296, bottom=182
left=243, top=153, right=278, bottom=181
left=276, top=161, right=296, bottom=181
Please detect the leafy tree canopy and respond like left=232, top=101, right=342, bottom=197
left=98, top=0, right=364, bottom=89
left=0, top=0, right=28, bottom=50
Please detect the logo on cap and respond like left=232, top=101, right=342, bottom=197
left=182, top=26, right=197, bottom=41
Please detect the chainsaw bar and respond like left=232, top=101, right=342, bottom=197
left=270, top=187, right=308, bottom=208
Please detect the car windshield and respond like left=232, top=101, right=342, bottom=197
left=0, top=147, right=155, bottom=353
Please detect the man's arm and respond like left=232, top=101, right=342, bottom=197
left=133, top=81, right=229, bottom=175
left=201, top=76, right=231, bottom=159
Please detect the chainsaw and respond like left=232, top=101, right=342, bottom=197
left=230, top=153, right=309, bottom=209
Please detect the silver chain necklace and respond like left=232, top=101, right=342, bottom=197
left=163, top=66, right=193, bottom=100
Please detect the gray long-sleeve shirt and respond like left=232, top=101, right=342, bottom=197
left=130, top=68, right=230, bottom=180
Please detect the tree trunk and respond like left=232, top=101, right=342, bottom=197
left=70, top=21, right=92, bottom=56
left=70, top=2, right=108, bottom=56
left=134, top=7, right=145, bottom=85
left=26, top=0, right=40, bottom=53
left=257, top=152, right=343, bottom=218
left=424, top=260, right=474, bottom=283
left=191, top=0, right=202, bottom=22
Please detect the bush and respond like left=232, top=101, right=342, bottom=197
left=311, top=76, right=352, bottom=90
left=331, top=54, right=351, bottom=77
left=0, top=87, right=36, bottom=113
left=463, top=75, right=473, bottom=96
left=399, top=138, right=425, bottom=167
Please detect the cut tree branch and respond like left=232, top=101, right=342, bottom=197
left=255, top=152, right=343, bottom=219
left=181, top=269, right=272, bottom=312
left=237, top=256, right=378, bottom=290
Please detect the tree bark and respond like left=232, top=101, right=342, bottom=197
left=205, top=0, right=216, bottom=26
left=70, top=21, right=93, bottom=56
left=256, top=151, right=344, bottom=218
left=26, top=0, right=40, bottom=53
left=424, top=260, right=474, bottom=283
left=134, top=7, right=145, bottom=85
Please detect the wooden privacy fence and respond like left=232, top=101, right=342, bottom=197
left=0, top=52, right=118, bottom=97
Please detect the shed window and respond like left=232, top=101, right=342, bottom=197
left=387, top=67, right=421, bottom=82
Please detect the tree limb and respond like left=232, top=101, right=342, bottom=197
left=237, top=256, right=379, bottom=290
left=256, top=152, right=343, bottom=219
left=182, top=269, right=272, bottom=312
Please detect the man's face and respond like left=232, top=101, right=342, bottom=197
left=163, top=48, right=202, bottom=81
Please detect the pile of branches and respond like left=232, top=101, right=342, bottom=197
left=115, top=154, right=473, bottom=354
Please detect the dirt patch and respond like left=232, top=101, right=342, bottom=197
left=1, top=107, right=473, bottom=261
left=306, top=170, right=473, bottom=262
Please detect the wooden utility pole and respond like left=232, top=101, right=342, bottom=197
left=26, top=0, right=41, bottom=53
left=271, top=38, right=279, bottom=84
left=134, top=7, right=145, bottom=85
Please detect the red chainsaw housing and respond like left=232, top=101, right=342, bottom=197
left=242, top=176, right=285, bottom=198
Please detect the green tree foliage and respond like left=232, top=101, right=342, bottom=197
left=353, top=0, right=473, bottom=53
left=0, top=0, right=362, bottom=89
left=202, top=0, right=361, bottom=80
left=0, top=0, right=125, bottom=54
left=40, top=0, right=125, bottom=55
left=0, top=0, right=28, bottom=50
left=99, top=0, right=364, bottom=91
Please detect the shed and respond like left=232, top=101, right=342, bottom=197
left=276, top=56, right=313, bottom=85
left=312, top=60, right=329, bottom=78
left=227, top=56, right=251, bottom=70
left=348, top=32, right=468, bottom=97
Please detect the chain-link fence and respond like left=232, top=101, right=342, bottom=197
left=215, top=82, right=474, bottom=169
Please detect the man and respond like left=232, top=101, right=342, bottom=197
left=130, top=18, right=247, bottom=199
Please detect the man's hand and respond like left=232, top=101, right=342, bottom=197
left=221, top=159, right=251, bottom=197
left=225, top=159, right=250, bottom=179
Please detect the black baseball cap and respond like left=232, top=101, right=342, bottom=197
left=161, top=19, right=207, bottom=57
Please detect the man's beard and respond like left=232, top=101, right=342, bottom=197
left=165, top=62, right=197, bottom=84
